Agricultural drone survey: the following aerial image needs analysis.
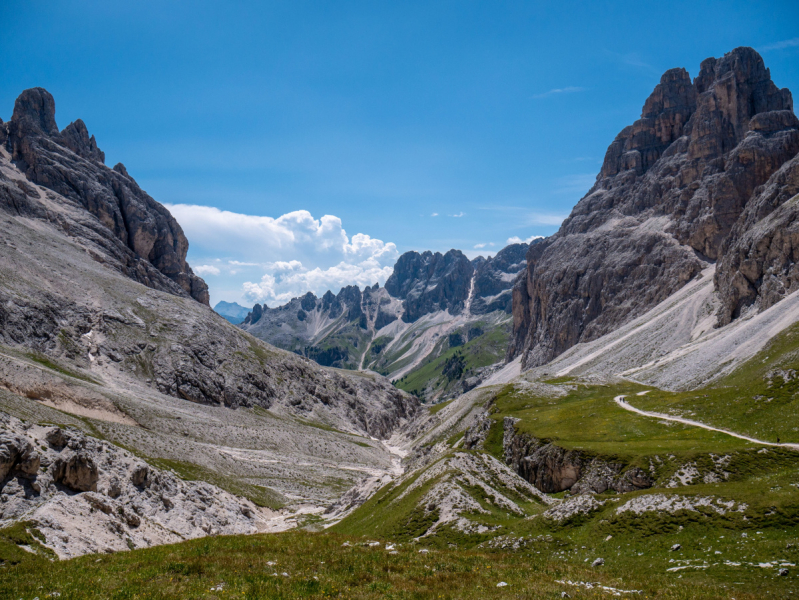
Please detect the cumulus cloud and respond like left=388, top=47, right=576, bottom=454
left=242, top=260, right=394, bottom=306
left=507, top=234, right=545, bottom=245
left=473, top=242, right=495, bottom=249
left=193, top=264, right=221, bottom=276
left=167, top=204, right=398, bottom=306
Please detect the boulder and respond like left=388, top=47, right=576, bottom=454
left=53, top=452, right=99, bottom=492
left=0, top=433, right=39, bottom=480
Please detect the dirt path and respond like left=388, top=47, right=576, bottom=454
left=614, top=393, right=799, bottom=451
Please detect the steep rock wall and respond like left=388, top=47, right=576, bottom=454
left=510, top=47, right=799, bottom=369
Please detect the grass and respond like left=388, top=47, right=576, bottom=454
left=147, top=457, right=286, bottom=510
left=328, top=370, right=799, bottom=597
left=395, top=324, right=510, bottom=400
left=22, top=350, right=99, bottom=384
left=631, top=320, right=799, bottom=444
left=427, top=399, right=454, bottom=415
left=487, top=381, right=753, bottom=463
left=1, top=520, right=792, bottom=599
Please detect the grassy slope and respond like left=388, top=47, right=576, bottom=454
left=485, top=381, right=755, bottom=466
left=395, top=324, right=510, bottom=400
left=0, top=523, right=782, bottom=599
left=632, top=320, right=799, bottom=443
left=2, top=371, right=797, bottom=597
left=332, top=364, right=799, bottom=597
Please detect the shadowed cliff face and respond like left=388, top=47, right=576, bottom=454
left=385, top=249, right=474, bottom=322
left=2, top=87, right=209, bottom=305
left=510, top=47, right=799, bottom=369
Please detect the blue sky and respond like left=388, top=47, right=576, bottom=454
left=3, top=1, right=798, bottom=306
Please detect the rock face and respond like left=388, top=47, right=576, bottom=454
left=510, top=47, right=799, bottom=369
left=241, top=244, right=529, bottom=388
left=715, top=152, right=799, bottom=323
left=0, top=91, right=418, bottom=441
left=385, top=249, right=474, bottom=322
left=2, top=87, right=209, bottom=305
left=470, top=242, right=534, bottom=314
left=0, top=413, right=269, bottom=559
left=502, top=418, right=652, bottom=494
left=242, top=284, right=400, bottom=369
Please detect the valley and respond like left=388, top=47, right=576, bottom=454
left=2, top=44, right=799, bottom=599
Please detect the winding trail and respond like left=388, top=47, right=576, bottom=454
left=614, top=393, right=799, bottom=451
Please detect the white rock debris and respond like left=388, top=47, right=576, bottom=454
left=544, top=494, right=605, bottom=522
left=0, top=413, right=276, bottom=558
left=616, top=493, right=747, bottom=516
left=556, top=580, right=642, bottom=596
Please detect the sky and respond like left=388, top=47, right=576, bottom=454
left=2, top=1, right=798, bottom=307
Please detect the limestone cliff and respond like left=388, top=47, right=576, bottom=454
left=510, top=47, right=799, bottom=369
left=2, top=88, right=209, bottom=305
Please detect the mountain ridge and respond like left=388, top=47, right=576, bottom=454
left=509, top=46, right=799, bottom=370
left=239, top=242, right=534, bottom=400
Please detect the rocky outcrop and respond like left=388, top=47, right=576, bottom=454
left=0, top=414, right=269, bottom=559
left=502, top=418, right=651, bottom=494
left=61, top=119, right=105, bottom=163
left=3, top=87, right=209, bottom=305
left=385, top=249, right=474, bottom=321
left=0, top=432, right=40, bottom=481
left=715, top=153, right=799, bottom=323
left=510, top=47, right=799, bottom=369
left=470, top=242, right=533, bottom=315
left=52, top=452, right=99, bottom=492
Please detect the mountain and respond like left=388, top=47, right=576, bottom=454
left=508, top=47, right=799, bottom=369
left=213, top=300, right=252, bottom=324
left=1, top=88, right=210, bottom=306
left=0, top=88, right=417, bottom=556
left=327, top=50, right=799, bottom=598
left=4, top=48, right=799, bottom=599
left=240, top=242, right=535, bottom=401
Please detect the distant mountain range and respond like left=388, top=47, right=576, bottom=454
left=238, top=242, right=536, bottom=401
left=213, top=300, right=252, bottom=324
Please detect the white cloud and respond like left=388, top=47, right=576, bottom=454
left=194, top=264, right=221, bottom=276
left=431, top=212, right=439, bottom=217
left=473, top=242, right=495, bottom=249
left=242, top=261, right=394, bottom=306
left=167, top=204, right=398, bottom=306
left=532, top=86, right=586, bottom=99
left=228, top=260, right=260, bottom=267
left=451, top=212, right=465, bottom=217
left=507, top=235, right=545, bottom=245
left=760, top=38, right=799, bottom=52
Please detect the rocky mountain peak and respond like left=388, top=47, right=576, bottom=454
left=10, top=87, right=59, bottom=138
left=385, top=249, right=474, bottom=322
left=61, top=118, right=105, bottom=163
left=687, top=46, right=792, bottom=161
left=510, top=47, right=799, bottom=370
left=2, top=88, right=210, bottom=306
